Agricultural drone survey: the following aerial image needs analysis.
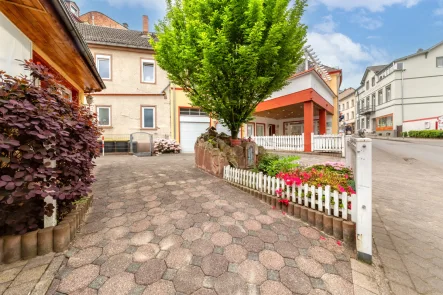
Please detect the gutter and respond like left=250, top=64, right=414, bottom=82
left=50, top=0, right=106, bottom=91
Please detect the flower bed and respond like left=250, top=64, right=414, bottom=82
left=223, top=164, right=357, bottom=246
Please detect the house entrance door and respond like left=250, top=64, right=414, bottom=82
left=268, top=124, right=276, bottom=135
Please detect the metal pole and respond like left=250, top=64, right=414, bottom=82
left=102, top=135, right=105, bottom=157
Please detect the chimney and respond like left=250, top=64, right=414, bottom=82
left=123, top=23, right=129, bottom=29
left=142, top=15, right=149, bottom=33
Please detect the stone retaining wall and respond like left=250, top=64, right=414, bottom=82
left=0, top=195, right=93, bottom=264
left=230, top=183, right=356, bottom=247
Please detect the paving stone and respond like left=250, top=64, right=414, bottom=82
left=203, top=276, right=215, bottom=289
left=238, top=260, right=267, bottom=285
left=214, top=272, right=247, bottom=295
left=244, top=220, right=262, bottom=231
left=322, top=273, right=354, bottom=295
left=211, top=232, right=232, bottom=247
left=58, top=264, right=100, bottom=294
left=162, top=268, right=177, bottom=281
left=335, top=261, right=352, bottom=282
left=143, top=280, right=175, bottom=295
left=3, top=280, right=37, bottom=295
left=295, top=256, right=326, bottom=278
left=308, top=246, right=337, bottom=265
left=130, top=231, right=154, bottom=246
left=100, top=253, right=132, bottom=277
left=191, top=256, right=203, bottom=267
left=135, top=259, right=167, bottom=285
left=213, top=246, right=224, bottom=254
left=182, top=228, right=204, bottom=242
left=255, top=215, right=274, bottom=225
left=248, top=252, right=259, bottom=261
left=260, top=280, right=292, bottom=295
left=132, top=243, right=159, bottom=262
left=98, top=272, right=137, bottom=295
left=190, top=239, right=214, bottom=256
left=10, top=265, right=47, bottom=287
left=227, top=225, right=248, bottom=238
left=0, top=268, right=22, bottom=284
left=384, top=267, right=415, bottom=289
left=165, top=248, right=192, bottom=269
left=88, top=275, right=108, bottom=289
left=201, top=254, right=229, bottom=277
left=159, top=234, right=184, bottom=250
left=68, top=247, right=102, bottom=268
left=299, top=227, right=321, bottom=240
left=257, top=229, right=279, bottom=244
left=259, top=250, right=285, bottom=270
left=274, top=241, right=299, bottom=259
left=280, top=266, right=313, bottom=294
left=224, top=244, right=248, bottom=263
left=201, top=222, right=220, bottom=233
left=170, top=210, right=188, bottom=220
left=154, top=224, right=176, bottom=237
left=70, top=287, right=98, bottom=295
left=268, top=269, right=280, bottom=281
left=192, top=288, right=217, bottom=295
left=173, top=265, right=205, bottom=294
left=242, top=236, right=264, bottom=252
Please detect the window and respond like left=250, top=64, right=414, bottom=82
left=179, top=108, right=207, bottom=116
left=96, top=55, right=111, bottom=80
left=361, top=118, right=365, bottom=129
left=396, top=62, right=403, bottom=70
left=351, top=100, right=354, bottom=107
left=256, top=124, right=265, bottom=136
left=339, top=104, right=341, bottom=111
left=70, top=5, right=78, bottom=16
left=141, top=59, right=155, bottom=83
left=371, top=94, right=375, bottom=106
left=366, top=81, right=369, bottom=90
left=247, top=124, right=255, bottom=137
left=346, top=102, right=349, bottom=109
left=378, top=90, right=383, bottom=105
left=97, top=106, right=111, bottom=127
left=437, top=57, right=443, bottom=68
left=376, top=114, right=393, bottom=130
left=141, top=106, right=156, bottom=129
left=346, top=113, right=349, bottom=120
left=372, top=77, right=375, bottom=86
left=386, top=85, right=391, bottom=101
left=351, top=111, right=354, bottom=119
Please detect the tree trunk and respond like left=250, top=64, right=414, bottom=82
left=230, top=126, right=240, bottom=139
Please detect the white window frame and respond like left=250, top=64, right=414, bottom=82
left=97, top=106, right=111, bottom=127
left=437, top=57, right=443, bottom=68
left=70, top=5, right=78, bottom=16
left=386, top=85, right=391, bottom=101
left=141, top=106, right=156, bottom=129
left=96, top=55, right=111, bottom=80
left=141, top=59, right=156, bottom=83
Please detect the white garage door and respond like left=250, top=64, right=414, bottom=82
left=180, top=109, right=210, bottom=153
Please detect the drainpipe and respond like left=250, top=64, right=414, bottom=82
left=172, top=86, right=177, bottom=140
left=400, top=69, right=405, bottom=129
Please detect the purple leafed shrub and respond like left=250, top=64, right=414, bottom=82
left=153, top=139, right=181, bottom=155
left=0, top=61, right=102, bottom=235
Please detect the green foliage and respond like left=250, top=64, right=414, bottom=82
left=152, top=0, right=308, bottom=138
left=406, top=130, right=443, bottom=138
left=257, top=153, right=299, bottom=176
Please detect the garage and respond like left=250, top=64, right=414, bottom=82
left=179, top=108, right=210, bottom=153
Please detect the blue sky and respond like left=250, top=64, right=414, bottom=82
left=73, top=0, right=443, bottom=88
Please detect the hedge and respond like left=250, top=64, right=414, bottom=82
left=404, top=130, right=443, bottom=138
left=0, top=61, right=101, bottom=235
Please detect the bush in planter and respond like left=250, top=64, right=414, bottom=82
left=0, top=61, right=101, bottom=235
left=407, top=130, right=443, bottom=138
left=257, top=153, right=300, bottom=177
left=153, top=138, right=181, bottom=154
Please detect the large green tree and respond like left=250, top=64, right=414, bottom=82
left=153, top=0, right=307, bottom=138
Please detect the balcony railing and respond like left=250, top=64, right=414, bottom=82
left=358, top=105, right=375, bottom=115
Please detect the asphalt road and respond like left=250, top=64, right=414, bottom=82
left=371, top=139, right=443, bottom=294
left=372, top=139, right=443, bottom=169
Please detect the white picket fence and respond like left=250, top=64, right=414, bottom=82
left=253, top=135, right=304, bottom=151
left=223, top=166, right=356, bottom=221
left=254, top=133, right=345, bottom=156
left=312, top=133, right=345, bottom=156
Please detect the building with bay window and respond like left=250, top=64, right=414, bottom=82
left=356, top=40, right=443, bottom=136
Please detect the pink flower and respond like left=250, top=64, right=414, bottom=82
left=347, top=186, right=356, bottom=194
left=278, top=199, right=289, bottom=206
left=320, top=236, right=326, bottom=241
left=347, top=202, right=352, bottom=210
left=272, top=206, right=276, bottom=210
left=337, top=185, right=345, bottom=193
left=275, top=188, right=283, bottom=196
left=282, top=211, right=286, bottom=215
left=344, top=174, right=349, bottom=179
left=337, top=240, right=342, bottom=246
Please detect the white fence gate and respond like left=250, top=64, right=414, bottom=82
left=312, top=133, right=345, bottom=156
left=253, top=135, right=304, bottom=151
left=345, top=136, right=372, bottom=263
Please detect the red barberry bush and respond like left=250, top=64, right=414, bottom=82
left=0, top=61, right=101, bottom=235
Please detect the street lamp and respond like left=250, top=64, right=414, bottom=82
left=86, top=94, right=94, bottom=111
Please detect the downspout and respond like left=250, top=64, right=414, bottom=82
left=172, top=86, right=177, bottom=140
left=400, top=69, right=405, bottom=130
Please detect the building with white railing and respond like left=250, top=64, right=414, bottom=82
left=215, top=48, right=343, bottom=153
left=356, top=40, right=443, bottom=136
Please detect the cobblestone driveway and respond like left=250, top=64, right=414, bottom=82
left=2, top=154, right=356, bottom=295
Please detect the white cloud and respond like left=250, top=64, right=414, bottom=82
left=307, top=30, right=390, bottom=88
left=367, top=35, right=381, bottom=39
left=104, top=0, right=166, bottom=12
left=351, top=13, right=383, bottom=30
left=310, top=0, right=421, bottom=12
left=313, top=15, right=338, bottom=33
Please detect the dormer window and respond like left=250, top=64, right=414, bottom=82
left=70, top=5, right=78, bottom=17
left=371, top=77, right=375, bottom=86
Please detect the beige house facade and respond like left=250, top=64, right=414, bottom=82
left=76, top=18, right=172, bottom=142
left=338, top=88, right=356, bottom=132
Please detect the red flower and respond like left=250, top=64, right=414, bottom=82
left=337, top=185, right=345, bottom=193
left=275, top=188, right=283, bottom=196
left=272, top=206, right=276, bottom=210
left=320, top=236, right=326, bottom=241
left=278, top=199, right=289, bottom=206
left=337, top=240, right=342, bottom=246
left=347, top=202, right=351, bottom=210
left=347, top=186, right=356, bottom=194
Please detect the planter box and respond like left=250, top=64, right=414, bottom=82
left=0, top=195, right=94, bottom=264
